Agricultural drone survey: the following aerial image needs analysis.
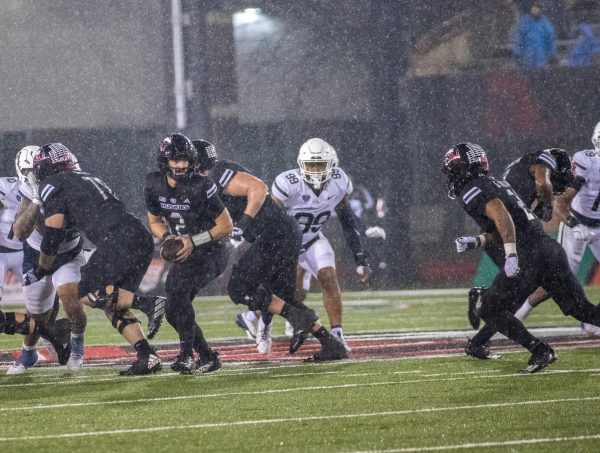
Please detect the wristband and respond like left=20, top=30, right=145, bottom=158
left=476, top=234, right=486, bottom=248
left=189, top=231, right=212, bottom=247
left=504, top=243, right=517, bottom=256
left=237, top=213, right=255, bottom=231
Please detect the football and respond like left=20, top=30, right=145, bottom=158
left=160, top=237, right=183, bottom=262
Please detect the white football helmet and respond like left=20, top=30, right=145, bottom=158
left=297, top=138, right=339, bottom=190
left=592, top=121, right=600, bottom=153
left=15, top=145, right=41, bottom=184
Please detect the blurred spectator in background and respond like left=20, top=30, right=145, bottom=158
left=567, top=22, right=600, bottom=67
left=513, top=3, right=557, bottom=69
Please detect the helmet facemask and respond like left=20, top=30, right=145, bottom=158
left=297, top=138, right=338, bottom=190
left=15, top=145, right=41, bottom=185
left=442, top=143, right=489, bottom=199
left=33, top=143, right=75, bottom=183
left=157, top=134, right=197, bottom=181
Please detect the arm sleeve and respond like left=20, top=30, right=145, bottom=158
left=336, top=202, right=363, bottom=257
left=213, top=163, right=237, bottom=191
left=204, top=181, right=226, bottom=219
left=40, top=183, right=66, bottom=217
left=271, top=173, right=291, bottom=203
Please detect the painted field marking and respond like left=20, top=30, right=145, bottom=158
left=1, top=396, right=600, bottom=442
left=2, top=367, right=600, bottom=412
left=347, top=433, right=600, bottom=452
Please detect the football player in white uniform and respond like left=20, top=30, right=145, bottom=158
left=557, top=121, right=600, bottom=335
left=267, top=138, right=372, bottom=351
left=0, top=174, right=25, bottom=304
left=7, top=146, right=88, bottom=374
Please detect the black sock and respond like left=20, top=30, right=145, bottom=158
left=134, top=339, right=154, bottom=357
left=471, top=323, right=496, bottom=345
left=312, top=326, right=332, bottom=345
left=193, top=322, right=212, bottom=358
left=131, top=295, right=152, bottom=313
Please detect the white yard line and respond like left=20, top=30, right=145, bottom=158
left=1, top=396, right=600, bottom=442
left=2, top=367, right=600, bottom=412
left=347, top=434, right=600, bottom=452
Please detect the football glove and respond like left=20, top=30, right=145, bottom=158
left=23, top=264, right=48, bottom=286
left=455, top=236, right=484, bottom=253
left=504, top=254, right=520, bottom=278
left=365, top=226, right=386, bottom=240
left=231, top=214, right=254, bottom=243
left=354, top=252, right=373, bottom=282
left=533, top=203, right=553, bottom=222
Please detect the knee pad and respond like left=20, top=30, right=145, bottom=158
left=110, top=308, right=140, bottom=335
left=228, top=277, right=272, bottom=312
left=88, top=288, right=109, bottom=309
left=1, top=312, right=30, bottom=335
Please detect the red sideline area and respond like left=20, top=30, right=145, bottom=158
left=2, top=333, right=600, bottom=367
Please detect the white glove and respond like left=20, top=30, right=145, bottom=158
left=572, top=224, right=589, bottom=242
left=504, top=254, right=520, bottom=278
left=229, top=236, right=245, bottom=249
left=455, top=236, right=483, bottom=253
left=26, top=173, right=41, bottom=204
left=365, top=226, right=386, bottom=240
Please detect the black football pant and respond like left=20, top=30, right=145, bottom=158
left=165, top=244, right=229, bottom=358
left=475, top=233, right=600, bottom=348
left=227, top=214, right=301, bottom=312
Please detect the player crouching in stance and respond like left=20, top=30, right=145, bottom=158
left=145, top=133, right=232, bottom=374
left=194, top=139, right=347, bottom=362
left=31, top=143, right=162, bottom=375
left=269, top=138, right=372, bottom=352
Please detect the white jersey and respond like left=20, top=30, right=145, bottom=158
left=570, top=149, right=600, bottom=221
left=272, top=167, right=353, bottom=245
left=0, top=177, right=24, bottom=250
left=18, top=182, right=80, bottom=253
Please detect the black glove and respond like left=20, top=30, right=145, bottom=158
left=566, top=214, right=581, bottom=228
left=23, top=264, right=49, bottom=286
left=231, top=214, right=255, bottom=243
left=534, top=203, right=553, bottom=222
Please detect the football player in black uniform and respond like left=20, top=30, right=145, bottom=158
left=31, top=143, right=162, bottom=375
left=444, top=143, right=600, bottom=372
left=193, top=139, right=347, bottom=361
left=145, top=133, right=233, bottom=374
left=465, top=148, right=574, bottom=359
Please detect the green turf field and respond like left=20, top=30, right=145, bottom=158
left=1, top=287, right=600, bottom=452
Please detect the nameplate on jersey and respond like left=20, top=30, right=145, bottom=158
left=160, top=202, right=190, bottom=211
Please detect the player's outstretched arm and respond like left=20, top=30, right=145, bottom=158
left=147, top=211, right=171, bottom=240
left=484, top=198, right=520, bottom=277
left=13, top=198, right=40, bottom=241
left=223, top=172, right=268, bottom=218
left=209, top=208, right=233, bottom=240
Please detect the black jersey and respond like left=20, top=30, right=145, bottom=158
left=459, top=176, right=544, bottom=247
left=40, top=170, right=144, bottom=245
left=209, top=160, right=286, bottom=239
left=502, top=150, right=557, bottom=207
left=144, top=171, right=225, bottom=242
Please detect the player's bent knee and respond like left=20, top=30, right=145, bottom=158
left=227, top=277, right=272, bottom=312
left=1, top=312, right=30, bottom=335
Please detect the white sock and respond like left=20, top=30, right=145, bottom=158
left=331, top=327, right=343, bottom=337
left=514, top=299, right=534, bottom=321
left=71, top=333, right=83, bottom=340
left=23, top=344, right=37, bottom=352
left=245, top=311, right=257, bottom=323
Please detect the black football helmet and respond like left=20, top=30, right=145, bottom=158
left=546, top=148, right=573, bottom=195
left=33, top=143, right=76, bottom=183
left=442, top=143, right=490, bottom=199
left=157, top=133, right=197, bottom=180
left=192, top=139, right=218, bottom=173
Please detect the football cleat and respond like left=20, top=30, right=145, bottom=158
left=289, top=329, right=309, bottom=354
left=66, top=336, right=85, bottom=372
left=468, top=287, right=486, bottom=330
left=465, top=339, right=500, bottom=360
left=194, top=351, right=222, bottom=374
left=146, top=296, right=166, bottom=339
left=522, top=342, right=557, bottom=373
left=41, top=318, right=72, bottom=366
left=332, top=329, right=352, bottom=353
left=119, top=353, right=162, bottom=376
left=304, top=336, right=348, bottom=362
left=6, top=349, right=38, bottom=375
left=581, top=322, right=600, bottom=337
left=38, top=338, right=59, bottom=362
left=256, top=318, right=273, bottom=354
left=171, top=354, right=196, bottom=374
left=235, top=312, right=257, bottom=340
